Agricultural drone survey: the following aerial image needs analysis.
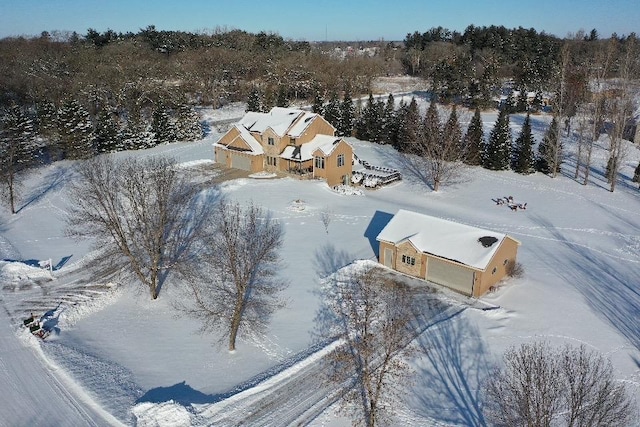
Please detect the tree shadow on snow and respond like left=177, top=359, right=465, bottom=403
left=17, top=164, right=73, bottom=213
left=530, top=213, right=640, bottom=350
left=136, top=381, right=216, bottom=405
left=410, top=314, right=491, bottom=426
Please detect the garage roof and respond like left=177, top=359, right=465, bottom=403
left=376, top=209, right=512, bottom=270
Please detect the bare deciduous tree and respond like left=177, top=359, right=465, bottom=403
left=484, top=341, right=634, bottom=427
left=413, top=103, right=466, bottom=192
left=181, top=200, right=286, bottom=351
left=66, top=155, right=206, bottom=299
left=322, top=267, right=416, bottom=427
left=319, top=206, right=333, bottom=234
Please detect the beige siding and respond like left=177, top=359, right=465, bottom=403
left=314, top=140, right=353, bottom=187
left=474, top=237, right=520, bottom=297
left=394, top=241, right=424, bottom=278
left=296, top=116, right=335, bottom=144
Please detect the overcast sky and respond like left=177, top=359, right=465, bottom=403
left=0, top=0, right=637, bottom=41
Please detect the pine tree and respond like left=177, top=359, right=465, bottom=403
left=463, top=107, right=484, bottom=166
left=338, top=88, right=354, bottom=137
left=536, top=116, right=561, bottom=174
left=57, top=99, right=94, bottom=159
left=398, top=97, right=420, bottom=152
left=381, top=93, right=396, bottom=145
left=151, top=104, right=177, bottom=144
left=422, top=101, right=441, bottom=151
left=312, top=90, right=324, bottom=115
left=441, top=105, right=462, bottom=161
left=511, top=113, right=536, bottom=174
left=370, top=99, right=385, bottom=143
left=175, top=105, right=203, bottom=141
left=483, top=108, right=512, bottom=170
left=323, top=92, right=341, bottom=130
left=246, top=86, right=262, bottom=112
left=275, top=85, right=289, bottom=108
left=93, top=109, right=120, bottom=153
left=516, top=88, right=529, bottom=113
left=0, top=104, right=39, bottom=213
left=503, top=92, right=515, bottom=114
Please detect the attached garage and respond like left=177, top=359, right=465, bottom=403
left=376, top=209, right=521, bottom=297
left=229, top=153, right=252, bottom=171
left=426, top=258, right=474, bottom=296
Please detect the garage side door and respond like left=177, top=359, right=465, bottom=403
left=231, top=153, right=252, bottom=171
left=426, top=258, right=474, bottom=296
left=216, top=149, right=227, bottom=165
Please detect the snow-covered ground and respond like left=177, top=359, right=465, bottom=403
left=1, top=95, right=639, bottom=426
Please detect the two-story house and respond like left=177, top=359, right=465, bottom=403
left=214, top=107, right=353, bottom=187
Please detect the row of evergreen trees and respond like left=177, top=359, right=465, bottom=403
left=5, top=99, right=203, bottom=162
left=299, top=89, right=563, bottom=177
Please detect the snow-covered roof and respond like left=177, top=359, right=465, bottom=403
left=287, top=111, right=319, bottom=137
left=280, top=135, right=345, bottom=161
left=239, top=108, right=305, bottom=137
left=218, top=124, right=264, bottom=155
left=376, top=209, right=513, bottom=270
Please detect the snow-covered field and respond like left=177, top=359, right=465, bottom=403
left=1, top=95, right=639, bottom=426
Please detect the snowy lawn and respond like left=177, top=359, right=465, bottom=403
left=1, top=100, right=639, bottom=426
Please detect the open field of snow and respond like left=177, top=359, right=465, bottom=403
left=1, top=95, right=639, bottom=426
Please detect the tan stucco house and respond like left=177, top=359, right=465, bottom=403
left=214, top=107, right=353, bottom=187
left=376, top=210, right=521, bottom=297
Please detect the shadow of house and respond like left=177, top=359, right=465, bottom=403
left=54, top=255, right=73, bottom=271
left=363, top=210, right=394, bottom=258
left=136, top=381, right=217, bottom=405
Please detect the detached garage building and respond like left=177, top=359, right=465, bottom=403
left=376, top=210, right=520, bottom=297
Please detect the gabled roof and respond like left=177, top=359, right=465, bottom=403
left=217, top=124, right=264, bottom=155
left=239, top=107, right=305, bottom=137
left=376, top=210, right=516, bottom=270
left=280, top=135, right=347, bottom=161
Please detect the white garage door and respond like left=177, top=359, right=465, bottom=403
left=231, top=153, right=251, bottom=171
left=426, top=258, right=474, bottom=296
left=216, top=149, right=227, bottom=165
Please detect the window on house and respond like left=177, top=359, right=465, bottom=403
left=492, top=267, right=497, bottom=275
left=290, top=138, right=296, bottom=145
left=401, top=255, right=416, bottom=266
left=266, top=156, right=277, bottom=166
left=337, top=153, right=345, bottom=167
left=503, top=259, right=508, bottom=266
left=315, top=156, right=325, bottom=169
left=268, top=137, right=275, bottom=146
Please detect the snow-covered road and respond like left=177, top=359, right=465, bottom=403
left=0, top=299, right=122, bottom=427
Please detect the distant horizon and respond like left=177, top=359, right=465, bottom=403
left=0, top=0, right=637, bottom=42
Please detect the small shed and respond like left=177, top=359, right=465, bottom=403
left=376, top=210, right=521, bottom=297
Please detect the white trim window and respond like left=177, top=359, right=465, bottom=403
left=315, top=156, right=325, bottom=169
left=266, top=156, right=277, bottom=166
left=337, top=153, right=345, bottom=167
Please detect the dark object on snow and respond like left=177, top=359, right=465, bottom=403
left=478, top=236, right=499, bottom=247
left=23, top=314, right=36, bottom=327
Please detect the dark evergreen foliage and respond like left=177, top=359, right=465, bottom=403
left=483, top=108, right=512, bottom=170
left=246, top=86, right=262, bottom=112
left=463, top=107, right=484, bottom=166
left=441, top=105, right=462, bottom=161
left=511, top=113, right=536, bottom=174
left=93, top=110, right=120, bottom=153
left=536, top=116, right=561, bottom=174
left=338, top=88, right=354, bottom=137
left=57, top=99, right=94, bottom=159
left=151, top=104, right=176, bottom=145
left=323, top=93, right=341, bottom=131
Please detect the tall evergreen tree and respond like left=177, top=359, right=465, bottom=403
left=516, top=88, right=529, bottom=113
left=323, top=92, right=341, bottom=130
left=93, top=109, right=120, bottom=153
left=175, top=105, right=203, bottom=141
left=0, top=104, right=39, bottom=213
left=422, top=101, right=441, bottom=151
left=338, top=88, right=354, bottom=137
left=441, top=105, right=462, bottom=161
left=57, top=99, right=94, bottom=159
left=511, top=113, right=536, bottom=174
left=246, top=86, right=262, bottom=112
left=312, top=90, right=325, bottom=115
left=275, top=85, right=290, bottom=108
left=463, top=107, right=484, bottom=166
left=483, top=108, right=512, bottom=170
left=151, top=104, right=177, bottom=144
left=397, top=97, right=420, bottom=152
left=381, top=93, right=396, bottom=145
left=536, top=116, right=561, bottom=174
left=632, top=161, right=640, bottom=187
